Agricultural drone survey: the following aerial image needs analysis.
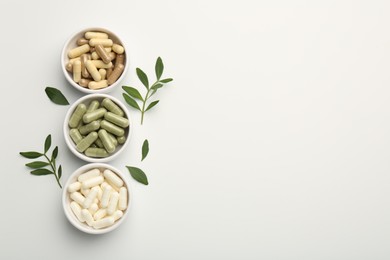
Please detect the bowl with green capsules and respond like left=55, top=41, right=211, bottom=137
left=64, top=93, right=131, bottom=162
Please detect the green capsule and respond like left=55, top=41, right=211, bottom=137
left=98, top=129, right=115, bottom=153
left=76, top=132, right=98, bottom=153
left=100, top=120, right=124, bottom=136
left=95, top=138, right=104, bottom=148
left=85, top=147, right=109, bottom=158
left=104, top=112, right=129, bottom=128
left=69, top=104, right=87, bottom=128
left=107, top=132, right=118, bottom=147
left=117, top=136, right=126, bottom=145
left=87, top=100, right=100, bottom=113
left=79, top=120, right=100, bottom=135
left=69, top=129, right=83, bottom=144
left=83, top=108, right=107, bottom=124
left=102, top=98, right=124, bottom=116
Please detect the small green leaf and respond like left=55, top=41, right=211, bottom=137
left=145, top=100, right=159, bottom=112
left=126, top=166, right=148, bottom=185
left=136, top=68, right=149, bottom=89
left=159, top=78, right=173, bottom=83
left=123, top=93, right=141, bottom=111
left=51, top=146, right=58, bottom=161
left=20, top=151, right=43, bottom=159
left=45, top=87, right=69, bottom=105
left=142, top=139, right=149, bottom=161
left=155, top=57, right=164, bottom=80
left=58, top=165, right=62, bottom=179
left=30, top=169, right=53, bottom=176
left=44, top=135, right=51, bottom=154
left=25, top=161, right=49, bottom=168
left=151, top=83, right=163, bottom=91
left=122, top=86, right=144, bottom=101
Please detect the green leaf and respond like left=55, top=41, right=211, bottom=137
left=44, top=135, right=51, bottom=154
left=123, top=93, right=141, bottom=111
left=45, top=87, right=69, bottom=105
left=25, top=161, right=49, bottom=168
left=142, top=139, right=149, bottom=161
left=51, top=146, right=58, bottom=161
left=30, top=169, right=53, bottom=176
left=145, top=100, right=159, bottom=112
left=159, top=78, right=173, bottom=83
left=126, top=166, right=148, bottom=185
left=122, top=86, right=143, bottom=101
left=136, top=68, right=149, bottom=89
left=20, top=151, right=43, bottom=159
left=155, top=57, right=164, bottom=80
left=58, top=165, right=62, bottom=179
left=151, top=83, right=163, bottom=91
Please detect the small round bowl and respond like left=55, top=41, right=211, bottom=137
left=62, top=163, right=131, bottom=234
left=64, top=93, right=131, bottom=163
left=61, top=27, right=128, bottom=94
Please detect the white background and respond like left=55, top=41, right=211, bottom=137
left=0, top=0, right=389, bottom=259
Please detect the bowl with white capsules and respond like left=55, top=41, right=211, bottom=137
left=62, top=163, right=131, bottom=234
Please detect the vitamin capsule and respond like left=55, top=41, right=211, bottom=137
left=70, top=192, right=86, bottom=205
left=70, top=201, right=85, bottom=222
left=117, top=136, right=126, bottom=145
left=112, top=44, right=125, bottom=54
left=107, top=132, right=118, bottom=147
left=104, top=169, right=124, bottom=187
left=83, top=108, right=107, bottom=123
left=96, top=186, right=103, bottom=200
left=106, top=67, right=113, bottom=78
left=79, top=120, right=100, bottom=135
left=87, top=100, right=100, bottom=113
left=67, top=181, right=81, bottom=193
left=91, top=60, right=113, bottom=69
left=100, top=184, right=112, bottom=208
left=69, top=104, right=87, bottom=128
left=107, top=191, right=119, bottom=215
left=73, top=60, right=81, bottom=83
left=68, top=44, right=90, bottom=59
left=101, top=182, right=109, bottom=189
left=69, top=128, right=83, bottom=144
left=118, top=187, right=128, bottom=210
left=79, top=78, right=91, bottom=88
left=83, top=186, right=99, bottom=209
left=112, top=210, right=124, bottom=221
left=95, top=44, right=111, bottom=64
left=105, top=47, right=112, bottom=52
left=98, top=129, right=115, bottom=153
left=77, top=37, right=89, bottom=46
left=93, top=208, right=107, bottom=220
left=85, top=147, right=109, bottom=158
left=80, top=54, right=90, bottom=78
left=115, top=54, right=124, bottom=67
left=93, top=216, right=115, bottom=229
left=89, top=38, right=113, bottom=47
left=106, top=180, right=120, bottom=192
left=78, top=168, right=100, bottom=182
left=66, top=62, right=73, bottom=72
left=89, top=203, right=99, bottom=215
left=100, top=120, right=125, bottom=136
left=85, top=60, right=101, bottom=81
left=85, top=31, right=109, bottom=39
left=94, top=138, right=104, bottom=148
left=80, top=188, right=90, bottom=197
left=81, top=209, right=94, bottom=226
left=91, top=51, right=99, bottom=60
left=89, top=80, right=108, bottom=90
left=94, top=198, right=99, bottom=204
left=107, top=63, right=124, bottom=85
left=108, top=52, right=116, bottom=61
left=82, top=175, right=104, bottom=189
left=76, top=131, right=98, bottom=153
left=102, top=98, right=124, bottom=116
left=69, top=57, right=81, bottom=64
left=99, top=69, right=107, bottom=80
left=104, top=112, right=129, bottom=128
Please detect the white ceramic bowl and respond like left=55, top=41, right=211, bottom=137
left=61, top=27, right=128, bottom=94
left=64, top=93, right=131, bottom=163
left=62, top=163, right=131, bottom=234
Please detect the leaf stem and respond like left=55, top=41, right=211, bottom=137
left=141, top=87, right=153, bottom=125
left=44, top=154, right=62, bottom=188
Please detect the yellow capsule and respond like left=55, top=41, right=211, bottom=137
left=89, top=38, right=113, bottom=47
left=107, top=64, right=124, bottom=85
left=66, top=62, right=73, bottom=72
left=99, top=69, right=107, bottom=80
left=69, top=57, right=80, bottom=64
left=85, top=31, right=109, bottom=39
left=112, top=44, right=124, bottom=54
left=85, top=60, right=101, bottom=81
left=95, top=44, right=111, bottom=64
left=79, top=78, right=91, bottom=88
left=89, top=80, right=108, bottom=90
left=77, top=38, right=89, bottom=46
left=91, top=52, right=99, bottom=60
left=108, top=52, right=116, bottom=61
left=68, top=44, right=90, bottom=59
left=91, top=60, right=113, bottom=69
left=73, top=60, right=81, bottom=83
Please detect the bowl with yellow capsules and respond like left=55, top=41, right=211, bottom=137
left=64, top=93, right=131, bottom=162
left=61, top=27, right=128, bottom=93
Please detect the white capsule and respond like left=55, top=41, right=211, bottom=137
left=93, top=216, right=115, bottom=229
left=100, top=185, right=112, bottom=208
left=94, top=208, right=107, bottom=220
left=83, top=186, right=99, bottom=209
left=101, top=182, right=109, bottom=189
left=89, top=203, right=99, bottom=215
left=118, top=187, right=128, bottom=210
left=70, top=201, right=85, bottom=222
left=96, top=186, right=103, bottom=200
left=107, top=191, right=119, bottom=215
left=78, top=168, right=100, bottom=182
left=67, top=181, right=81, bottom=193
left=81, top=209, right=95, bottom=226
left=103, top=169, right=123, bottom=187
left=112, top=210, right=123, bottom=221
left=82, top=176, right=104, bottom=189
left=80, top=188, right=90, bottom=197
left=70, top=192, right=85, bottom=205
left=94, top=198, right=99, bottom=204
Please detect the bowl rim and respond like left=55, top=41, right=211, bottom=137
left=62, top=163, right=132, bottom=234
left=63, top=93, right=131, bottom=163
left=61, top=27, right=129, bottom=94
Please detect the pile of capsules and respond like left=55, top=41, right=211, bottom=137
left=66, top=31, right=125, bottom=90
left=68, top=168, right=128, bottom=229
left=68, top=97, right=129, bottom=158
